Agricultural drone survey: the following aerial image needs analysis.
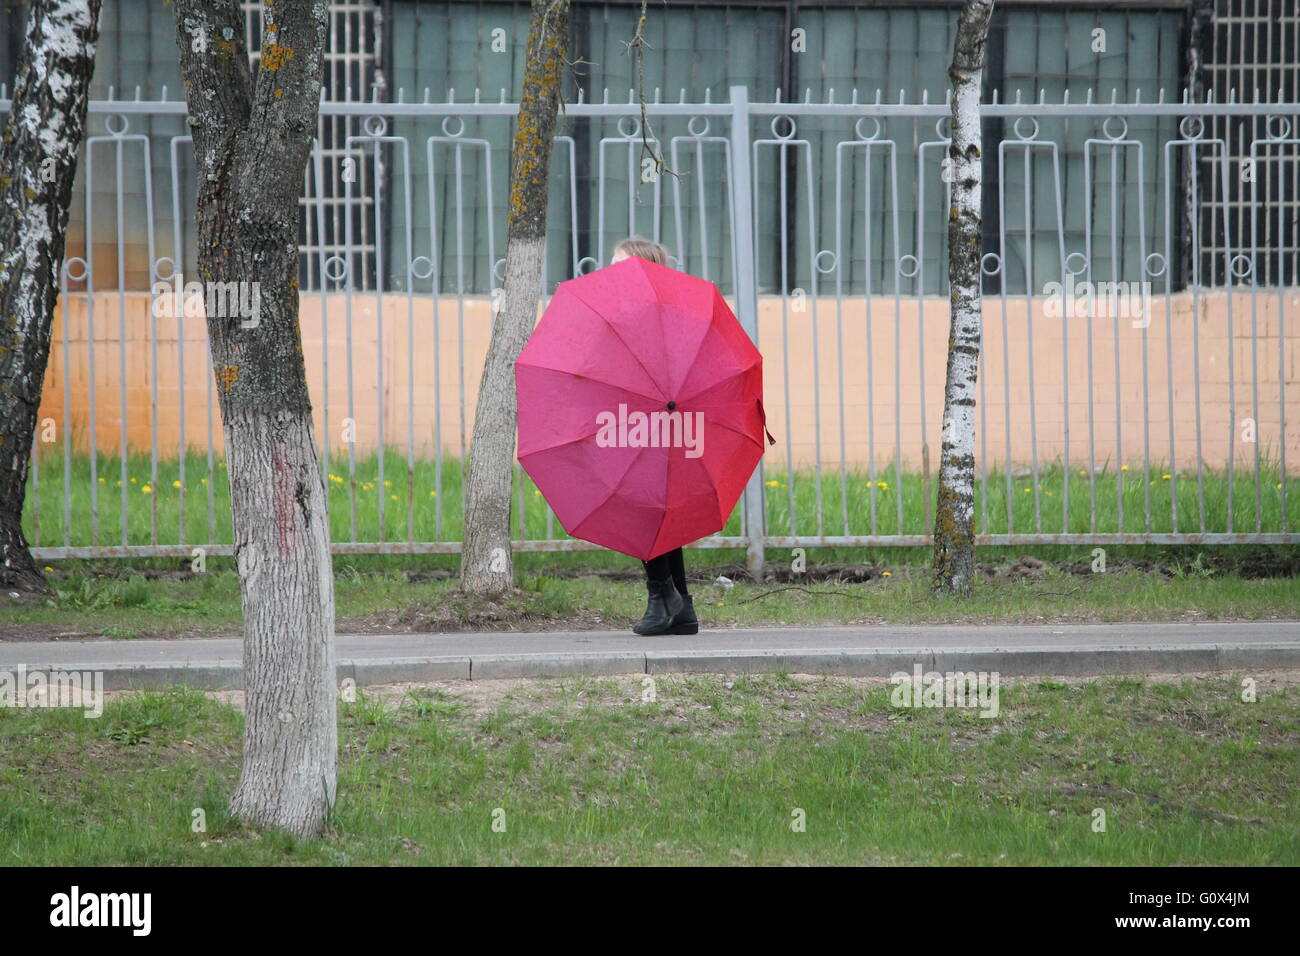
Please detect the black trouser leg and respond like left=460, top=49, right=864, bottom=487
left=643, top=548, right=688, bottom=596
left=668, top=548, right=688, bottom=596
left=643, top=552, right=671, bottom=582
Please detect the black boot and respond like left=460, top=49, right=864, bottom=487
left=666, top=594, right=698, bottom=635
left=633, top=577, right=684, bottom=636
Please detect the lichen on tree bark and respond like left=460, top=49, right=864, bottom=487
left=462, top=0, right=570, bottom=595
left=171, top=0, right=337, bottom=837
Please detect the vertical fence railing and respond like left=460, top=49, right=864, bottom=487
left=5, top=86, right=1297, bottom=562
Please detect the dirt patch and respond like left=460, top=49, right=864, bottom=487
left=391, top=587, right=617, bottom=633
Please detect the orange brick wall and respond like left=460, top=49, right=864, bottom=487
left=35, top=289, right=1300, bottom=470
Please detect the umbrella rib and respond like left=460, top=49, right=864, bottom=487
left=519, top=424, right=602, bottom=459
left=698, top=413, right=764, bottom=451
left=649, top=447, right=675, bottom=559
left=564, top=283, right=668, bottom=401
left=677, top=358, right=761, bottom=407
left=572, top=443, right=657, bottom=546
left=516, top=363, right=664, bottom=406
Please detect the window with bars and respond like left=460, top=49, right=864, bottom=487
left=1198, top=0, right=1300, bottom=287
left=243, top=0, right=385, bottom=291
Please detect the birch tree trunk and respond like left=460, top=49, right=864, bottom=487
left=932, top=0, right=995, bottom=596
left=461, top=0, right=569, bottom=594
left=171, top=0, right=336, bottom=836
left=0, top=0, right=102, bottom=593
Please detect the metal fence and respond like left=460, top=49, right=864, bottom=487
left=11, top=84, right=1299, bottom=570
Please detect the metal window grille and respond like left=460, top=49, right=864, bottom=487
left=1199, top=0, right=1300, bottom=286
left=243, top=0, right=384, bottom=291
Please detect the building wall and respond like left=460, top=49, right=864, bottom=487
left=35, top=289, right=1299, bottom=472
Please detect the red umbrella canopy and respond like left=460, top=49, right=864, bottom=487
left=516, top=256, right=769, bottom=560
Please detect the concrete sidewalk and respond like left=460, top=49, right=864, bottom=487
left=0, top=621, right=1296, bottom=688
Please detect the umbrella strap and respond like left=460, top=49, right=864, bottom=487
left=757, top=398, right=776, bottom=446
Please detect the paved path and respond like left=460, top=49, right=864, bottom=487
left=0, top=621, right=1295, bottom=688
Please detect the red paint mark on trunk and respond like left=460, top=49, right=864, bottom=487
left=271, top=443, right=297, bottom=556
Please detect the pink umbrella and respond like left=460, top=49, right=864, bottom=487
left=516, top=256, right=772, bottom=560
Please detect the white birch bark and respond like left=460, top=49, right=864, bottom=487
left=933, top=0, right=995, bottom=596
left=0, top=0, right=102, bottom=592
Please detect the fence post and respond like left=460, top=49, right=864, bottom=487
left=728, top=85, right=766, bottom=580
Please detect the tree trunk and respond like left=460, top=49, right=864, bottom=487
left=0, top=0, right=102, bottom=593
left=171, top=0, right=336, bottom=836
left=461, top=0, right=570, bottom=594
left=932, top=0, right=995, bottom=597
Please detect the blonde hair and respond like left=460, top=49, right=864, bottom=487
left=613, top=236, right=670, bottom=267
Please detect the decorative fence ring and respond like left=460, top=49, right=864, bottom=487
left=1013, top=116, right=1039, bottom=141
left=617, top=116, right=641, bottom=139
left=1144, top=252, right=1167, bottom=278
left=441, top=116, right=466, bottom=138
left=409, top=256, right=434, bottom=280
left=62, top=257, right=89, bottom=283
left=105, top=114, right=129, bottom=136
left=1178, top=116, right=1205, bottom=140
left=814, top=249, right=838, bottom=274
left=576, top=256, right=600, bottom=276
left=771, top=115, right=796, bottom=140
left=323, top=255, right=349, bottom=283
left=667, top=255, right=682, bottom=270
left=493, top=258, right=507, bottom=283
left=1064, top=251, right=1089, bottom=276
left=854, top=116, right=882, bottom=142
left=363, top=115, right=387, bottom=137
left=1102, top=116, right=1129, bottom=141
left=1229, top=254, right=1254, bottom=280
left=897, top=254, right=920, bottom=279
left=1264, top=115, right=1292, bottom=141
left=981, top=252, right=1003, bottom=276
left=935, top=116, right=952, bottom=140
left=153, top=257, right=179, bottom=282
left=687, top=115, right=710, bottom=137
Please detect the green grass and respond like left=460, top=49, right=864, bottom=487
left=1, top=673, right=1295, bottom=865
left=23, top=449, right=1294, bottom=550
left=2, top=561, right=1297, bottom=639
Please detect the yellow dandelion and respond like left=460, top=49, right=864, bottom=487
left=129, top=477, right=137, bottom=484
left=43, top=566, right=53, bottom=573
left=1277, top=483, right=1283, bottom=490
left=1162, top=474, right=1171, bottom=480
left=533, top=489, right=542, bottom=496
left=882, top=571, right=892, bottom=576
left=200, top=477, right=208, bottom=484
left=390, top=494, right=398, bottom=501
left=172, top=480, right=182, bottom=488
left=766, top=480, right=780, bottom=487
left=383, top=480, right=392, bottom=487
left=429, top=490, right=437, bottom=497
left=1023, top=488, right=1032, bottom=493
left=1121, top=465, right=1129, bottom=471
left=1078, top=470, right=1087, bottom=477
left=141, top=485, right=152, bottom=494
left=97, top=477, right=105, bottom=483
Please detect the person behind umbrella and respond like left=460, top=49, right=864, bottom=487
left=609, top=237, right=697, bottom=636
